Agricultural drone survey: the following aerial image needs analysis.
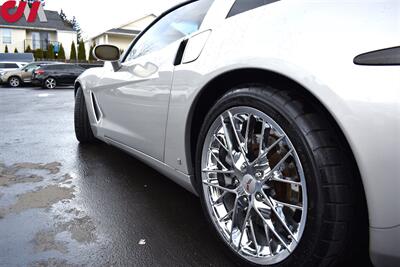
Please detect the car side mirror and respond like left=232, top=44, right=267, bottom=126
left=93, top=45, right=121, bottom=72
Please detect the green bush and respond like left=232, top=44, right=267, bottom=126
left=34, top=49, right=44, bottom=60
left=78, top=39, right=86, bottom=61
left=47, top=44, right=55, bottom=59
left=25, top=45, right=32, bottom=53
left=14, top=48, right=18, bottom=53
left=4, top=45, right=8, bottom=53
left=58, top=44, right=66, bottom=60
left=88, top=44, right=95, bottom=61
left=70, top=41, right=77, bottom=61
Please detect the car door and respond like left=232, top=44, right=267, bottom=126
left=55, top=65, right=72, bottom=84
left=21, top=63, right=39, bottom=82
left=93, top=0, right=214, bottom=161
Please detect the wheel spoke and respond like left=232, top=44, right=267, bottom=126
left=213, top=191, right=229, bottom=205
left=269, top=197, right=303, bottom=211
left=249, top=218, right=260, bottom=256
left=227, top=111, right=249, bottom=164
left=262, top=192, right=298, bottom=243
left=230, top=196, right=240, bottom=244
left=209, top=148, right=230, bottom=171
left=251, top=135, right=285, bottom=166
left=219, top=209, right=233, bottom=222
left=202, top=168, right=234, bottom=174
left=202, top=181, right=236, bottom=193
left=267, top=149, right=294, bottom=178
left=254, top=206, right=291, bottom=252
left=220, top=116, right=236, bottom=164
left=213, top=134, right=228, bottom=152
left=270, top=176, right=301, bottom=186
left=259, top=121, right=267, bottom=157
left=237, top=199, right=253, bottom=251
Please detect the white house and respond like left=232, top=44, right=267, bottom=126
left=87, top=14, right=156, bottom=52
left=0, top=8, right=77, bottom=59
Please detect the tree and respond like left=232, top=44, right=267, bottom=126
left=4, top=45, right=8, bottom=53
left=88, top=43, right=96, bottom=61
left=25, top=45, right=32, bottom=53
left=14, top=48, right=18, bottom=53
left=58, top=44, right=66, bottom=60
left=70, top=41, right=77, bottom=61
left=34, top=49, right=44, bottom=60
left=78, top=39, right=86, bottom=61
left=71, top=16, right=81, bottom=42
left=59, top=9, right=67, bottom=22
left=47, top=44, right=55, bottom=59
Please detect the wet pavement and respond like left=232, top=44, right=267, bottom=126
left=0, top=87, right=236, bottom=267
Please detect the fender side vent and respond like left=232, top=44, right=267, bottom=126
left=91, top=92, right=102, bottom=122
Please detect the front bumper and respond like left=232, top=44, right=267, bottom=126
left=370, top=225, right=400, bottom=267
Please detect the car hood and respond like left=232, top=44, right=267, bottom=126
left=2, top=69, right=21, bottom=77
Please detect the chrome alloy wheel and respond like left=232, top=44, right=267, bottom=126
left=201, top=107, right=307, bottom=265
left=45, top=78, right=56, bottom=89
left=9, top=77, right=20, bottom=87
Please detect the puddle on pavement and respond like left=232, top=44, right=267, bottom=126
left=0, top=161, right=99, bottom=266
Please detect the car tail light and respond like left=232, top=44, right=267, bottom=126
left=35, top=69, right=45, bottom=75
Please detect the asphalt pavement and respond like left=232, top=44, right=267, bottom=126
left=0, top=87, right=236, bottom=267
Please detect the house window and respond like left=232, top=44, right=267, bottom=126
left=2, top=29, right=12, bottom=44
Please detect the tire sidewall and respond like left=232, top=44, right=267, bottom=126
left=195, top=87, right=324, bottom=267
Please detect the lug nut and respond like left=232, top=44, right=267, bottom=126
left=256, top=193, right=264, bottom=201
left=255, top=171, right=263, bottom=179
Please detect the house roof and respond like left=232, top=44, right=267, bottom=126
left=0, top=8, right=75, bottom=32
left=106, top=28, right=141, bottom=35
left=88, top=14, right=156, bottom=41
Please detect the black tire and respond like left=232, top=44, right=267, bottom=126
left=195, top=85, right=364, bottom=266
left=74, top=86, right=96, bottom=143
left=8, top=76, right=21, bottom=88
left=43, top=77, right=57, bottom=89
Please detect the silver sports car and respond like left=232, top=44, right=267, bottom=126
left=74, top=0, right=400, bottom=266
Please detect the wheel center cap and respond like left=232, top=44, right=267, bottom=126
left=242, top=174, right=257, bottom=194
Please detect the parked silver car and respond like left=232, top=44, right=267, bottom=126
left=0, top=62, right=27, bottom=77
left=74, top=1, right=400, bottom=266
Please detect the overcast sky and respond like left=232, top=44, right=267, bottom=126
left=46, top=0, right=184, bottom=38
left=1, top=0, right=184, bottom=39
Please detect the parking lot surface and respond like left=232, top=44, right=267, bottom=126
left=0, top=87, right=236, bottom=267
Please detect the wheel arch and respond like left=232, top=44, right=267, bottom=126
left=186, top=67, right=369, bottom=230
left=8, top=75, right=22, bottom=83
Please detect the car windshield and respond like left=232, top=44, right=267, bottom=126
left=23, top=63, right=40, bottom=71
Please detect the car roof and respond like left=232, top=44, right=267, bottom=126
left=0, top=62, right=25, bottom=64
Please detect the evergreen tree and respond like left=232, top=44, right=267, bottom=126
left=58, top=44, right=66, bottom=60
left=78, top=40, right=86, bottom=61
left=4, top=45, right=8, bottom=53
left=71, top=16, right=81, bottom=42
left=25, top=45, right=32, bottom=53
left=88, top=43, right=96, bottom=61
left=59, top=9, right=67, bottom=22
left=14, top=48, right=18, bottom=53
left=47, top=44, right=55, bottom=59
left=34, top=49, right=44, bottom=60
left=70, top=41, right=77, bottom=61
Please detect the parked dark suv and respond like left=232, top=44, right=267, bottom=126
left=32, top=64, right=85, bottom=89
